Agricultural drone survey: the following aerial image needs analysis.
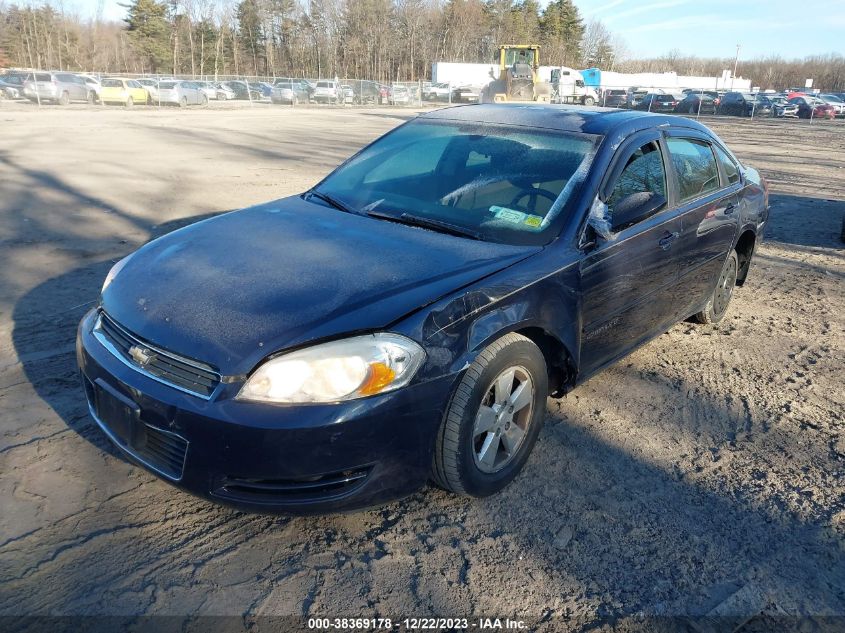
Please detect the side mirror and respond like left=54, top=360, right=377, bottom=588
left=610, top=192, right=666, bottom=232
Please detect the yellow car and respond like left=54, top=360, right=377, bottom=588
left=100, top=78, right=149, bottom=107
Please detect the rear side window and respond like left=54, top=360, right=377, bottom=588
left=667, top=138, right=720, bottom=202
left=607, top=141, right=667, bottom=214
left=714, top=145, right=740, bottom=185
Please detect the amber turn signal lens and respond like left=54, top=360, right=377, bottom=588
left=358, top=362, right=396, bottom=395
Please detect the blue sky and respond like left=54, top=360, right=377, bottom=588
left=73, top=0, right=844, bottom=60
left=576, top=0, right=844, bottom=58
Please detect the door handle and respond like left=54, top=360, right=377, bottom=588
left=724, top=203, right=736, bottom=214
left=658, top=230, right=680, bottom=250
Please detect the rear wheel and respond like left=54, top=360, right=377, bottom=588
left=179, top=96, right=187, bottom=108
left=201, top=94, right=208, bottom=106
left=125, top=96, right=134, bottom=108
left=58, top=91, right=70, bottom=106
left=694, top=250, right=738, bottom=325
left=432, top=333, right=548, bottom=497
left=87, top=91, right=95, bottom=105
left=583, top=96, right=595, bottom=106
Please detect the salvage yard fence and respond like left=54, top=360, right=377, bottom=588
left=3, top=70, right=843, bottom=123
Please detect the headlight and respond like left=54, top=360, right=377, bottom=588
left=238, top=334, right=426, bottom=404
left=102, top=255, right=131, bottom=293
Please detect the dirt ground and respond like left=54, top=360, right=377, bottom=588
left=0, top=101, right=843, bottom=630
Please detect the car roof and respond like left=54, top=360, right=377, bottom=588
left=419, top=104, right=712, bottom=136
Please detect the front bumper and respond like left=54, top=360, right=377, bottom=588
left=77, top=308, right=456, bottom=514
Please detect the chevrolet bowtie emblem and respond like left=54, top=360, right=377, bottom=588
left=129, top=345, right=155, bottom=366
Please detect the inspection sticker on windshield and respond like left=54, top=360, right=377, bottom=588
left=490, top=206, right=526, bottom=223
left=491, top=206, right=543, bottom=229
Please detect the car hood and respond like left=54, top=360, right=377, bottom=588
left=102, top=197, right=541, bottom=375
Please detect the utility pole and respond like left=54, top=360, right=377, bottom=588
left=731, top=44, right=740, bottom=90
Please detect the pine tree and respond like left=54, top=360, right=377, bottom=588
left=121, top=0, right=172, bottom=72
left=539, top=0, right=583, bottom=66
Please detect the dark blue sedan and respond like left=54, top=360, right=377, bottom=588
left=77, top=104, right=768, bottom=514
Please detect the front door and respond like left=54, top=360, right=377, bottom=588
left=579, top=135, right=684, bottom=375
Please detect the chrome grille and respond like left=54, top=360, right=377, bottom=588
left=94, top=311, right=220, bottom=399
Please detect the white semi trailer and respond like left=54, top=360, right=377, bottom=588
left=547, top=67, right=600, bottom=105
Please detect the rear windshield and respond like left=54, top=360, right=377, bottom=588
left=317, top=81, right=333, bottom=88
left=314, top=119, right=601, bottom=245
left=101, top=79, right=123, bottom=87
left=159, top=81, right=177, bottom=88
left=276, top=83, right=293, bottom=89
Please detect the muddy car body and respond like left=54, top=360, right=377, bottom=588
left=78, top=105, right=768, bottom=515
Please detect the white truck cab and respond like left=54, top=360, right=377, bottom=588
left=550, top=67, right=599, bottom=106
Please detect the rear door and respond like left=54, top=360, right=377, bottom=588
left=127, top=80, right=145, bottom=103
left=664, top=132, right=740, bottom=317
left=578, top=132, right=684, bottom=375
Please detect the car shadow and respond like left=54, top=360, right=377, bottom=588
left=10, top=211, right=228, bottom=467
left=764, top=193, right=844, bottom=250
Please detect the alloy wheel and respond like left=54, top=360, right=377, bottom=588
left=472, top=365, right=535, bottom=473
left=713, top=254, right=737, bottom=318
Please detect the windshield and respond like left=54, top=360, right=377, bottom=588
left=101, top=79, right=123, bottom=88
left=314, top=119, right=600, bottom=245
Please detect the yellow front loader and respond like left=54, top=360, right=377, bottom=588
left=481, top=45, right=552, bottom=104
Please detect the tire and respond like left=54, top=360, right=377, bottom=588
left=179, top=96, right=187, bottom=108
left=201, top=94, right=208, bottom=106
left=87, top=91, right=95, bottom=105
left=432, top=333, right=549, bottom=497
left=694, top=250, right=738, bottom=325
left=125, top=96, right=134, bottom=108
left=689, top=105, right=696, bottom=114
left=583, top=96, right=595, bottom=106
left=58, top=91, right=70, bottom=106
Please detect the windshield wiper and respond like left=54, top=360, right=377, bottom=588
left=366, top=210, right=483, bottom=241
left=306, top=189, right=354, bottom=214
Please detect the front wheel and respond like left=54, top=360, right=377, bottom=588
left=179, top=96, right=187, bottom=108
left=201, top=94, right=208, bottom=106
left=58, top=91, right=70, bottom=106
left=125, top=96, right=134, bottom=108
left=583, top=96, right=595, bottom=106
left=432, top=333, right=548, bottom=497
left=694, top=250, right=738, bottom=325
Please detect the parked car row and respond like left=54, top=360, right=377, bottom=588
left=598, top=86, right=844, bottom=120
left=0, top=71, right=248, bottom=107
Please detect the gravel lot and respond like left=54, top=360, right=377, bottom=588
left=0, top=102, right=843, bottom=630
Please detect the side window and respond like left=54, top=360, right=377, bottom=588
left=714, top=145, right=740, bottom=185
left=466, top=150, right=491, bottom=168
left=666, top=137, right=720, bottom=202
left=607, top=140, right=667, bottom=215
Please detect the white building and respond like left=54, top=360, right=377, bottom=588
left=432, top=62, right=752, bottom=92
